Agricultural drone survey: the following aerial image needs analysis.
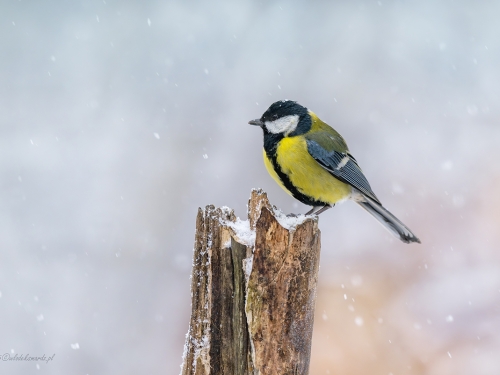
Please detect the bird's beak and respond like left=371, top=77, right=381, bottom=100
left=248, top=119, right=264, bottom=126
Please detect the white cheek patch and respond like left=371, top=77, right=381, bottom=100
left=265, top=115, right=299, bottom=135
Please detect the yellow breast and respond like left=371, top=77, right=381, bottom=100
left=263, top=136, right=352, bottom=205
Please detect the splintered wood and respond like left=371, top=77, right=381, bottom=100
left=181, top=189, right=321, bottom=375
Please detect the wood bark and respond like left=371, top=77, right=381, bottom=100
left=181, top=189, right=321, bottom=375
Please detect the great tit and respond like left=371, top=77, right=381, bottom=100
left=249, top=100, right=420, bottom=244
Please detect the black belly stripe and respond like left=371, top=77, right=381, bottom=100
left=264, top=137, right=325, bottom=207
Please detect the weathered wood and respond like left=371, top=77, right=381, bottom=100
left=231, top=238, right=253, bottom=375
left=181, top=190, right=321, bottom=375
left=246, top=207, right=320, bottom=375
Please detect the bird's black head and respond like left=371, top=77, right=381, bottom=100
left=248, top=100, right=312, bottom=136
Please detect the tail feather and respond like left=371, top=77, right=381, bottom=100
left=356, top=196, right=420, bottom=244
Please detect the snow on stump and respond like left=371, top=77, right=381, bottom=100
left=181, top=189, right=321, bottom=375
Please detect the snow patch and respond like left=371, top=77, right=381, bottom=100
left=243, top=255, right=254, bottom=281
left=272, top=207, right=309, bottom=230
left=219, top=206, right=233, bottom=216
left=225, top=218, right=255, bottom=247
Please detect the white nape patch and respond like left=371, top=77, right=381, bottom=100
left=264, top=115, right=299, bottom=135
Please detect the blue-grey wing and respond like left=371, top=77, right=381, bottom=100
left=306, top=139, right=381, bottom=204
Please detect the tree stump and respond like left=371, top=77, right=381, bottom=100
left=181, top=189, right=321, bottom=375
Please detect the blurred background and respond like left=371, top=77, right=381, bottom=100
left=1, top=0, right=499, bottom=374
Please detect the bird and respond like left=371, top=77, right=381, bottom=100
left=248, top=100, right=420, bottom=244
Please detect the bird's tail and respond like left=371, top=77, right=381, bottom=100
left=356, top=195, right=420, bottom=244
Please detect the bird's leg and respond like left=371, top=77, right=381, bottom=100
left=305, top=206, right=320, bottom=215
left=306, top=204, right=334, bottom=215
left=315, top=204, right=333, bottom=215
left=306, top=205, right=328, bottom=215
